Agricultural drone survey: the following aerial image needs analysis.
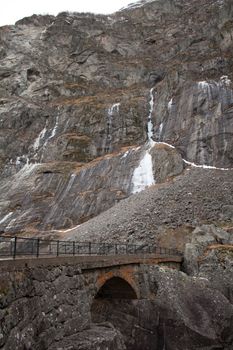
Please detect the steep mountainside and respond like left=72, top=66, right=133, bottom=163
left=0, top=1, right=233, bottom=350
left=0, top=0, right=233, bottom=239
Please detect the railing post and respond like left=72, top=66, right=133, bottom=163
left=13, top=237, right=17, bottom=259
left=89, top=242, right=91, bottom=255
left=126, top=244, right=128, bottom=255
left=73, top=241, right=75, bottom=256
left=115, top=244, right=118, bottom=255
left=10, top=240, right=13, bottom=256
left=36, top=238, right=40, bottom=258
left=56, top=240, right=59, bottom=256
left=31, top=240, right=34, bottom=255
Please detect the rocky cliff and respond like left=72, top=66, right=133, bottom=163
left=0, top=0, right=233, bottom=236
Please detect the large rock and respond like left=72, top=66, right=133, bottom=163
left=92, top=266, right=233, bottom=350
left=184, top=224, right=233, bottom=275
left=150, top=143, right=184, bottom=183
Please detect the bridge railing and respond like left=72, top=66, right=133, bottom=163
left=0, top=235, right=182, bottom=259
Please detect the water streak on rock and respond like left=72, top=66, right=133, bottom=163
left=0, top=212, right=13, bottom=225
left=33, top=127, right=47, bottom=150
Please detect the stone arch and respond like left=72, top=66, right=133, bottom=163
left=91, top=276, right=138, bottom=324
left=95, top=276, right=138, bottom=300
left=94, top=267, right=140, bottom=300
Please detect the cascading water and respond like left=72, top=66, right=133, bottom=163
left=147, top=88, right=155, bottom=144
left=131, top=152, right=155, bottom=194
left=104, top=103, right=120, bottom=152
left=49, top=116, right=59, bottom=140
left=33, top=127, right=47, bottom=151
left=43, top=116, right=59, bottom=149
left=131, top=88, right=155, bottom=194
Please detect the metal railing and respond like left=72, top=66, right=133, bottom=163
left=0, top=235, right=182, bottom=259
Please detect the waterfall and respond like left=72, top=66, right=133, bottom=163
left=107, top=103, right=120, bottom=138
left=168, top=98, right=173, bottom=110
left=108, top=103, right=120, bottom=116
left=131, top=88, right=155, bottom=193
left=131, top=152, right=155, bottom=194
left=105, top=103, right=120, bottom=151
left=49, top=116, right=59, bottom=140
left=147, top=88, right=155, bottom=144
left=33, top=127, right=47, bottom=151
left=131, top=82, right=232, bottom=194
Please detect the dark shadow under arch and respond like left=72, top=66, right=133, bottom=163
left=95, top=277, right=138, bottom=300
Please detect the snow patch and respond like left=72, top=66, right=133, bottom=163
left=120, top=0, right=155, bottom=11
left=121, top=150, right=130, bottom=159
left=220, top=75, right=231, bottom=86
left=183, top=159, right=231, bottom=171
left=53, top=222, right=81, bottom=234
left=156, top=142, right=175, bottom=149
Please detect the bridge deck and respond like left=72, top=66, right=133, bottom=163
left=0, top=254, right=182, bottom=271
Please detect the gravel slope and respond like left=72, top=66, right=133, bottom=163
left=56, top=167, right=233, bottom=246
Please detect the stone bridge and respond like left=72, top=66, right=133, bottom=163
left=0, top=253, right=182, bottom=349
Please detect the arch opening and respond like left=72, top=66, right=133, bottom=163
left=91, top=277, right=156, bottom=350
left=95, top=277, right=138, bottom=300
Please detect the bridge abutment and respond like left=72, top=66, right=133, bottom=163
left=0, top=254, right=182, bottom=349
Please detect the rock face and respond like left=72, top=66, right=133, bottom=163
left=184, top=224, right=233, bottom=304
left=0, top=1, right=233, bottom=348
left=0, top=0, right=233, bottom=234
left=0, top=143, right=184, bottom=233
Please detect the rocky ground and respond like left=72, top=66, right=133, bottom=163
left=58, top=167, right=233, bottom=250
